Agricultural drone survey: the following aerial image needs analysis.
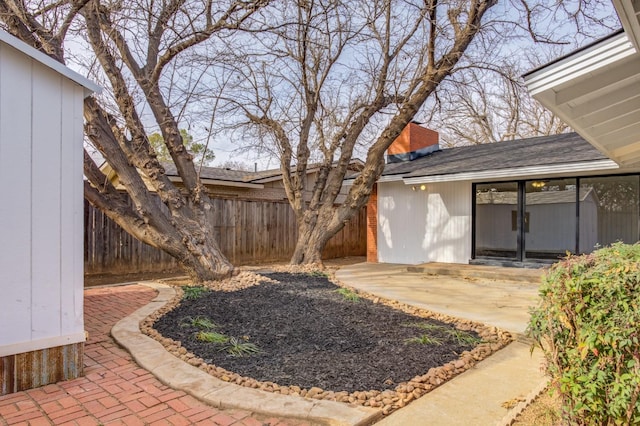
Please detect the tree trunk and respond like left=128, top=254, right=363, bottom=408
left=173, top=233, right=234, bottom=282
left=290, top=209, right=342, bottom=266
left=290, top=226, right=327, bottom=266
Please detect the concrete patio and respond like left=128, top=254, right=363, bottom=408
left=335, top=262, right=548, bottom=425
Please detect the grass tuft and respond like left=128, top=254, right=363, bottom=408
left=224, top=337, right=261, bottom=357
left=196, top=331, right=229, bottom=344
left=181, top=316, right=217, bottom=330
left=182, top=286, right=209, bottom=300
left=403, top=322, right=482, bottom=346
left=335, top=287, right=360, bottom=302
left=446, top=329, right=482, bottom=346
left=405, top=334, right=443, bottom=345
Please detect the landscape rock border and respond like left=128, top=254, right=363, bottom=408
left=141, top=267, right=513, bottom=417
left=499, top=379, right=551, bottom=426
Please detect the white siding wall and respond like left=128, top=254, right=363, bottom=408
left=377, top=181, right=472, bottom=264
left=0, top=40, right=85, bottom=356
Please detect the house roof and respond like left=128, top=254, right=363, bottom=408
left=163, top=163, right=259, bottom=183
left=100, top=158, right=365, bottom=191
left=0, top=30, right=101, bottom=96
left=377, top=133, right=617, bottom=183
left=163, top=159, right=364, bottom=185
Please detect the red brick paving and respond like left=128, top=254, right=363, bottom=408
left=0, top=285, right=309, bottom=426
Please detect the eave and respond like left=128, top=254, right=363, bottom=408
left=0, top=30, right=101, bottom=97
left=402, top=159, right=621, bottom=184
left=614, top=0, right=640, bottom=51
left=524, top=0, right=640, bottom=166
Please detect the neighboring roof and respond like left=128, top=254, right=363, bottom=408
left=0, top=30, right=101, bottom=96
left=380, top=133, right=611, bottom=180
left=100, top=158, right=365, bottom=191
left=163, top=159, right=365, bottom=185
left=163, top=163, right=258, bottom=183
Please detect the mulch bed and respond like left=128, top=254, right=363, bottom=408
left=145, top=271, right=513, bottom=415
left=154, top=272, right=476, bottom=392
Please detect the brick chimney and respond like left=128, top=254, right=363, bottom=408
left=387, top=122, right=439, bottom=163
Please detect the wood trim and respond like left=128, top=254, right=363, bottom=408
left=0, top=333, right=86, bottom=358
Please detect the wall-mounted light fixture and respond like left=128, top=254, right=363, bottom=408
left=411, top=184, right=427, bottom=191
left=531, top=181, right=546, bottom=189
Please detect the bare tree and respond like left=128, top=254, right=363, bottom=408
left=433, top=62, right=570, bottom=147
left=218, top=0, right=497, bottom=265
left=0, top=0, right=267, bottom=281
left=210, top=0, right=617, bottom=266
left=1, top=0, right=617, bottom=276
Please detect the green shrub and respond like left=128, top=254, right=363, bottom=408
left=527, top=242, right=640, bottom=425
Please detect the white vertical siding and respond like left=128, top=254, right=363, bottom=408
left=377, top=180, right=472, bottom=264
left=0, top=44, right=33, bottom=345
left=0, top=40, right=85, bottom=355
left=378, top=182, right=429, bottom=264
left=424, top=182, right=472, bottom=263
left=31, top=64, right=63, bottom=340
left=59, top=79, right=85, bottom=336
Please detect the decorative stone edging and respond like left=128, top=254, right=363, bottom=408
left=498, top=378, right=551, bottom=426
left=112, top=282, right=381, bottom=426
left=139, top=272, right=513, bottom=417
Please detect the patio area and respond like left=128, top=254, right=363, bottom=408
left=1, top=262, right=548, bottom=425
left=0, top=285, right=304, bottom=426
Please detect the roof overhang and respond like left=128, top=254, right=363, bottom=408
left=614, top=0, right=640, bottom=51
left=524, top=1, right=640, bottom=166
left=345, top=159, right=626, bottom=186
left=402, top=159, right=621, bottom=184
left=0, top=30, right=101, bottom=97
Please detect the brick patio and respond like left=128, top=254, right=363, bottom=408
left=0, top=285, right=307, bottom=426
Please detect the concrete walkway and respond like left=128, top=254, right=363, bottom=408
left=335, top=262, right=548, bottom=425
left=335, top=262, right=542, bottom=335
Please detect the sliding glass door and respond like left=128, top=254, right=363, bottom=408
left=473, top=174, right=640, bottom=263
left=475, top=182, right=519, bottom=259
left=579, top=175, right=639, bottom=253
left=524, top=178, right=577, bottom=260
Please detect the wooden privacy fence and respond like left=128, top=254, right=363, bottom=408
left=84, top=198, right=366, bottom=275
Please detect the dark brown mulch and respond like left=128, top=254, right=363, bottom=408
left=153, top=272, right=480, bottom=393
